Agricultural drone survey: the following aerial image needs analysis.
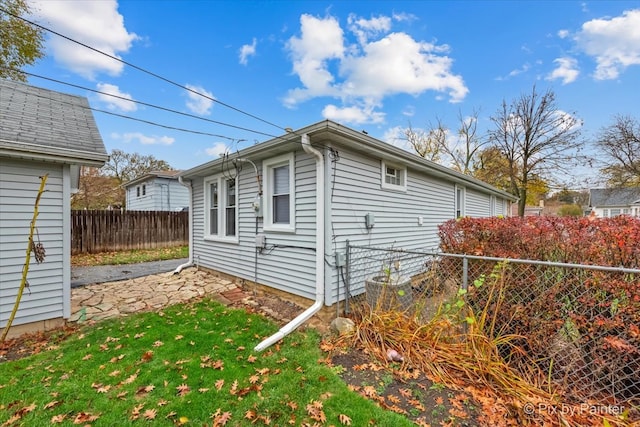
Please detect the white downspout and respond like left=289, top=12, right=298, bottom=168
left=254, top=133, right=325, bottom=352
left=174, top=176, right=194, bottom=274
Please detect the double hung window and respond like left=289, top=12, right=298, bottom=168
left=205, top=175, right=238, bottom=242
left=263, top=154, right=295, bottom=232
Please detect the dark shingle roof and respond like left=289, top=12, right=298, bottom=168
left=589, top=188, right=640, bottom=207
left=0, top=79, right=108, bottom=165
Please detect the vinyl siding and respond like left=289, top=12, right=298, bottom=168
left=127, top=178, right=189, bottom=211
left=190, top=150, right=317, bottom=300
left=188, top=143, right=511, bottom=307
left=0, top=159, right=66, bottom=327
left=324, top=147, right=510, bottom=304
left=465, top=188, right=491, bottom=217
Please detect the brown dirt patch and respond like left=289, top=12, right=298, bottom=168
left=330, top=347, right=481, bottom=426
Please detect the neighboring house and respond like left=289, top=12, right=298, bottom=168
left=123, top=170, right=188, bottom=211
left=510, top=204, right=543, bottom=216
left=589, top=187, right=640, bottom=217
left=0, top=80, right=108, bottom=337
left=178, top=120, right=516, bottom=347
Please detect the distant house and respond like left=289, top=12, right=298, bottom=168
left=0, top=80, right=108, bottom=337
left=123, top=170, right=189, bottom=211
left=177, top=120, right=516, bottom=349
left=589, top=188, right=640, bottom=217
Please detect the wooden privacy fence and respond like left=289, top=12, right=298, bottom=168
left=71, top=210, right=188, bottom=254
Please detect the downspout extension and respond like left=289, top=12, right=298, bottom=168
left=254, top=133, right=325, bottom=352
left=174, top=175, right=194, bottom=274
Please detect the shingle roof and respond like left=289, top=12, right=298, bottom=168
left=123, top=170, right=182, bottom=188
left=589, top=187, right=640, bottom=207
left=0, top=79, right=108, bottom=165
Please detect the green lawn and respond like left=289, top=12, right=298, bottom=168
left=71, top=246, right=189, bottom=266
left=0, top=299, right=413, bottom=426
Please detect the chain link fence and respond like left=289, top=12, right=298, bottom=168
left=344, top=242, right=640, bottom=409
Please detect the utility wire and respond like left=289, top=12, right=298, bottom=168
left=0, top=6, right=287, bottom=133
left=8, top=85, right=242, bottom=140
left=9, top=68, right=281, bottom=140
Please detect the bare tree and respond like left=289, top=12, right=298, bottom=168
left=488, top=85, right=583, bottom=216
left=404, top=109, right=487, bottom=174
left=595, top=114, right=640, bottom=187
left=448, top=109, right=487, bottom=174
left=404, top=119, right=446, bottom=163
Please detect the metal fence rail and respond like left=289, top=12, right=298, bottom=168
left=345, top=242, right=640, bottom=408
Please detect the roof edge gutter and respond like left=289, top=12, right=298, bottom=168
left=255, top=133, right=325, bottom=352
left=174, top=176, right=194, bottom=274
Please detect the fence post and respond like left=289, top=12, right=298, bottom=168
left=345, top=240, right=351, bottom=314
left=462, top=255, right=468, bottom=290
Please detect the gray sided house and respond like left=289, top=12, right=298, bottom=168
left=178, top=120, right=515, bottom=347
left=124, top=170, right=189, bottom=211
left=589, top=188, right=640, bottom=218
left=0, top=80, right=108, bottom=336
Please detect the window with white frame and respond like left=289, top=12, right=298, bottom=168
left=381, top=160, right=407, bottom=191
left=204, top=174, right=238, bottom=242
left=263, top=153, right=295, bottom=232
left=455, top=185, right=465, bottom=218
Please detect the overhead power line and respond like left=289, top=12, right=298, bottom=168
left=0, top=6, right=287, bottom=133
left=9, top=68, right=280, bottom=140
left=5, top=81, right=244, bottom=141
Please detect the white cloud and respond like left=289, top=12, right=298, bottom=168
left=322, top=103, right=385, bottom=125
left=205, top=142, right=229, bottom=157
left=185, top=84, right=214, bottom=115
left=113, top=132, right=174, bottom=145
left=284, top=13, right=468, bottom=124
left=557, top=29, right=570, bottom=39
left=575, top=9, right=640, bottom=80
left=30, top=0, right=138, bottom=79
left=284, top=14, right=345, bottom=106
left=546, top=57, right=580, bottom=84
left=96, top=83, right=137, bottom=112
left=347, top=14, right=392, bottom=45
left=239, top=38, right=257, bottom=65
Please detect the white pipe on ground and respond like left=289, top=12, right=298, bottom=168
left=254, top=133, right=325, bottom=352
left=174, top=176, right=193, bottom=274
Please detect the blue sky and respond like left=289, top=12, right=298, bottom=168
left=24, top=0, right=640, bottom=188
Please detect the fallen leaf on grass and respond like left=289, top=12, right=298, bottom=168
left=305, top=400, right=326, bottom=423
left=339, top=413, right=352, bottom=425
left=211, top=409, right=232, bottom=426
left=44, top=400, right=60, bottom=409
left=73, top=411, right=100, bottom=424
left=50, top=414, right=66, bottom=423
left=143, top=409, right=157, bottom=420
left=215, top=379, right=225, bottom=391
left=176, top=383, right=191, bottom=396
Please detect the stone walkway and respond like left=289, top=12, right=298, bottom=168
left=70, top=267, right=248, bottom=323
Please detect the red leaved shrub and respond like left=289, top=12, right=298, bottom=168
left=438, top=215, right=640, bottom=404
